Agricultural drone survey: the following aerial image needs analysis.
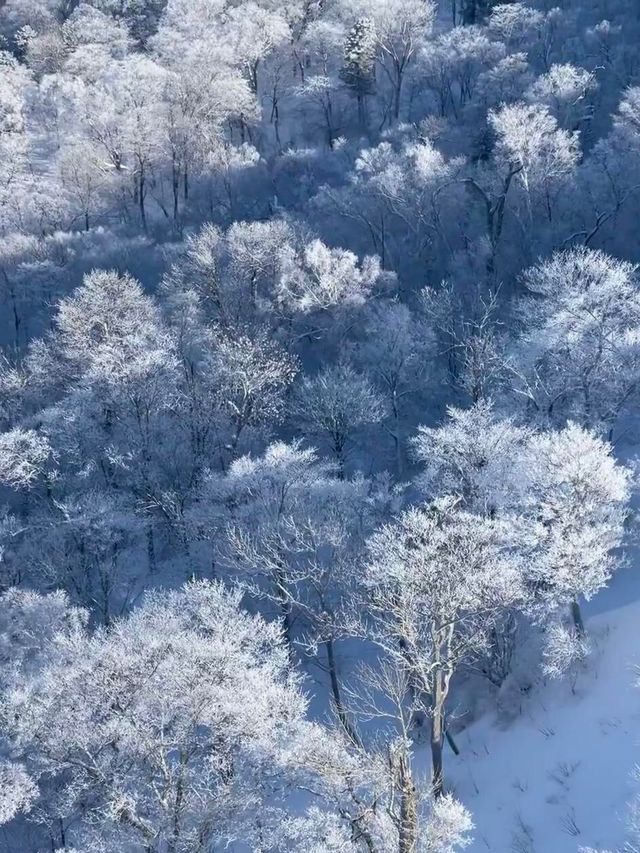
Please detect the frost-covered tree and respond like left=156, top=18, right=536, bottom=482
left=462, top=99, right=579, bottom=277
left=476, top=51, right=533, bottom=108
left=340, top=17, right=377, bottom=127
left=411, top=400, right=530, bottom=515
left=352, top=299, right=434, bottom=476
left=0, top=761, right=37, bottom=825
left=26, top=490, right=139, bottom=624
left=210, top=328, right=298, bottom=458
left=323, top=136, right=457, bottom=277
left=0, top=428, right=51, bottom=488
left=12, top=268, right=184, bottom=576
left=511, top=248, right=640, bottom=432
left=51, top=268, right=177, bottom=449
left=363, top=497, right=523, bottom=796
left=524, top=63, right=597, bottom=131
left=202, top=441, right=337, bottom=637
left=275, top=719, right=474, bottom=853
left=488, top=2, right=566, bottom=69
left=277, top=238, right=387, bottom=319
left=228, top=1, right=291, bottom=96
left=420, top=283, right=509, bottom=403
left=520, top=423, right=630, bottom=635
left=342, top=0, right=436, bottom=121
left=0, top=581, right=310, bottom=851
left=0, top=587, right=84, bottom=685
left=290, top=363, right=386, bottom=474
left=202, top=440, right=396, bottom=739
left=488, top=101, right=579, bottom=222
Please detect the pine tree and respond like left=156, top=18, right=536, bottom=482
left=461, top=0, right=494, bottom=25
left=340, top=18, right=377, bottom=128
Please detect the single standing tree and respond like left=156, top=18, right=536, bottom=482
left=511, top=247, right=640, bottom=433
left=277, top=238, right=386, bottom=318
left=411, top=400, right=531, bottom=515
left=340, top=17, right=377, bottom=127
left=203, top=440, right=394, bottom=741
left=210, top=328, right=298, bottom=459
left=364, top=498, right=523, bottom=796
left=0, top=428, right=51, bottom=488
left=1, top=581, right=310, bottom=852
left=289, top=362, right=386, bottom=475
left=521, top=422, right=630, bottom=635
left=353, top=300, right=434, bottom=477
left=488, top=101, right=579, bottom=221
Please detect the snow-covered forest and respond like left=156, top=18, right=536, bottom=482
left=1, top=0, right=640, bottom=849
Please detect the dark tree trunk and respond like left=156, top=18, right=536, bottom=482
left=398, top=753, right=418, bottom=853
left=139, top=167, right=147, bottom=232
left=571, top=598, right=585, bottom=637
left=393, top=76, right=402, bottom=120
left=431, top=677, right=446, bottom=798
left=172, top=156, right=180, bottom=223
left=325, top=638, right=361, bottom=746
left=147, top=523, right=156, bottom=574
left=274, top=567, right=294, bottom=652
left=431, top=719, right=444, bottom=798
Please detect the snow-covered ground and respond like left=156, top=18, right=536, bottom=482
left=449, top=579, right=640, bottom=853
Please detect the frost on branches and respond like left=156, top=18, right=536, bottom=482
left=0, top=0, right=639, bottom=849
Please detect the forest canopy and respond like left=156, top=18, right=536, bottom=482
left=0, top=0, right=640, bottom=850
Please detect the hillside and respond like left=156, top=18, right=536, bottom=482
left=451, top=570, right=640, bottom=853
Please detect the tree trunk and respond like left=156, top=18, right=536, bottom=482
left=393, top=429, right=403, bottom=479
left=2, top=272, right=21, bottom=349
left=10, top=289, right=20, bottom=349
left=357, top=92, right=367, bottom=129
left=172, top=156, right=180, bottom=223
left=398, top=753, right=418, bottom=853
left=274, top=567, right=294, bottom=652
left=393, top=75, right=402, bottom=121
left=334, top=437, right=346, bottom=479
left=431, top=678, right=446, bottom=798
left=146, top=523, right=156, bottom=574
left=139, top=166, right=147, bottom=232
left=445, top=726, right=460, bottom=756
left=250, top=61, right=259, bottom=95
left=325, top=638, right=361, bottom=746
left=431, top=716, right=444, bottom=798
left=390, top=403, right=403, bottom=478
left=571, top=598, right=585, bottom=637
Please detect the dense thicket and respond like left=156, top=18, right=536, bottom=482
left=0, top=0, right=639, bottom=849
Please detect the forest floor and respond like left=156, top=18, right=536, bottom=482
left=449, top=564, right=640, bottom=853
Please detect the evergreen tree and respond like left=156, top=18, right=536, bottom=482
left=340, top=18, right=376, bottom=128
